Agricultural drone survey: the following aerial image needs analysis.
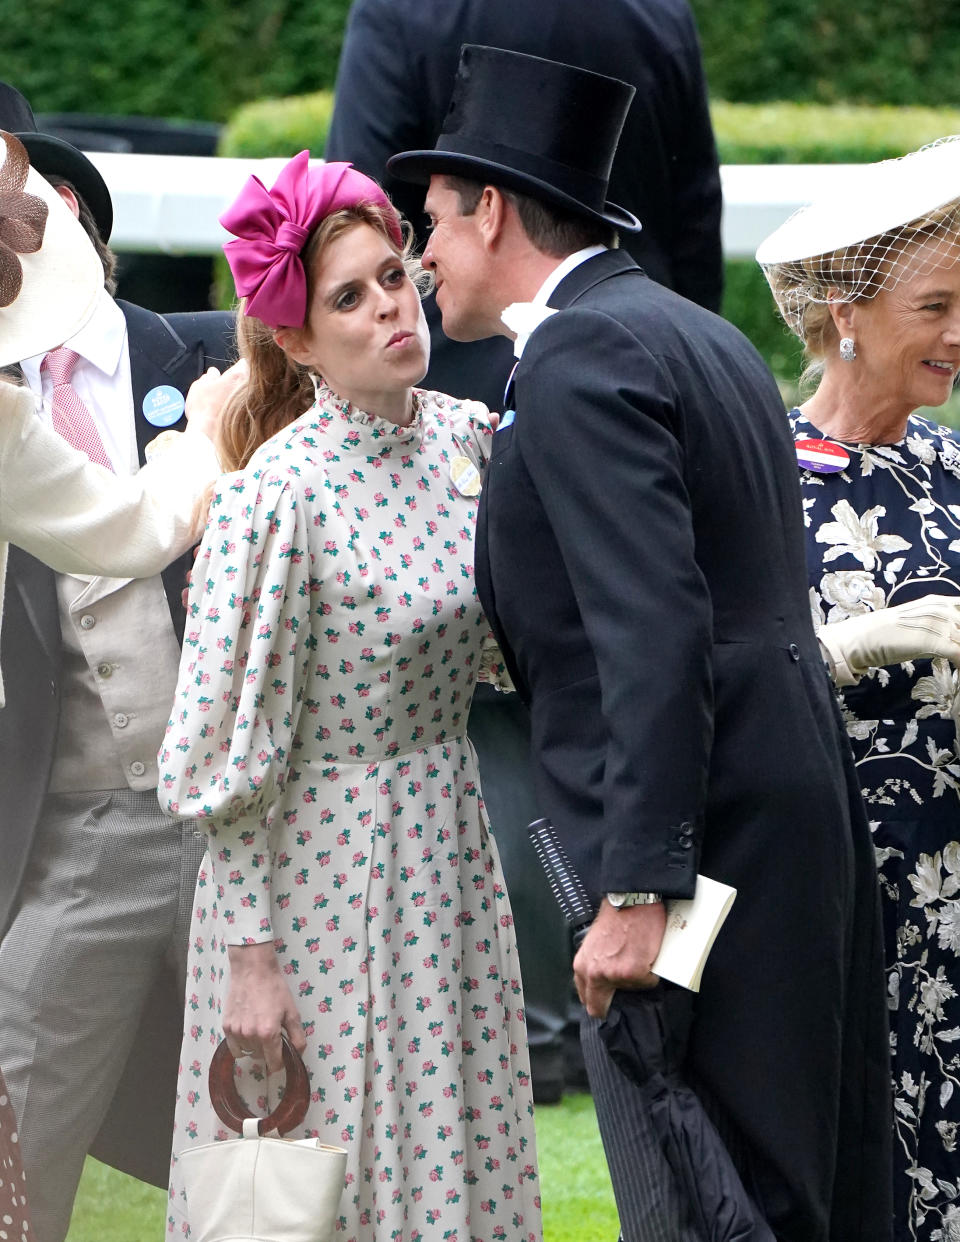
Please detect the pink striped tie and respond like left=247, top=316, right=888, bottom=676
left=42, top=346, right=114, bottom=471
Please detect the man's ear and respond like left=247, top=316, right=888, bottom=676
left=476, top=186, right=508, bottom=250
left=54, top=183, right=81, bottom=221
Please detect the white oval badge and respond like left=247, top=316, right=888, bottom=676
left=143, top=384, right=186, bottom=428
left=451, top=455, right=481, bottom=497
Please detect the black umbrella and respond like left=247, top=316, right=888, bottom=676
left=528, top=818, right=774, bottom=1242
left=600, top=988, right=774, bottom=1242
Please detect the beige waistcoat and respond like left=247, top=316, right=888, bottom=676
left=50, top=572, right=182, bottom=792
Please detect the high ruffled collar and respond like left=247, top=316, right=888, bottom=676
left=313, top=380, right=423, bottom=446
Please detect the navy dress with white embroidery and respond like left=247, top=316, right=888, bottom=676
left=792, top=407, right=960, bottom=1242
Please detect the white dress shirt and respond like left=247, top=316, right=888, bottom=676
left=21, top=288, right=137, bottom=473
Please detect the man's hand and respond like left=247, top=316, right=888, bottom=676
left=224, top=941, right=307, bottom=1073
left=184, top=359, right=248, bottom=443
left=573, top=899, right=666, bottom=1019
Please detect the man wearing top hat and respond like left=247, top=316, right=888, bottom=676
left=325, top=0, right=725, bottom=1107
left=390, top=46, right=892, bottom=1242
left=0, top=82, right=233, bottom=1241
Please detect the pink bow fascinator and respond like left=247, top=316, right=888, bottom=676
left=220, top=151, right=403, bottom=330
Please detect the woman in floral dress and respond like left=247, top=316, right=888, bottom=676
left=758, top=139, right=960, bottom=1241
left=159, top=153, right=541, bottom=1242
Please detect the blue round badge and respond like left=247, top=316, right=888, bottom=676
left=143, top=384, right=186, bottom=428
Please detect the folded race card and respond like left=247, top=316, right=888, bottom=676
left=652, top=874, right=737, bottom=992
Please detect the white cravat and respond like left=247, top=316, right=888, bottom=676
left=501, top=244, right=608, bottom=359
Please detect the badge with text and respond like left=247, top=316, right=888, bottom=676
left=142, top=384, right=186, bottom=428
left=451, top=454, right=482, bottom=497
left=795, top=437, right=850, bottom=474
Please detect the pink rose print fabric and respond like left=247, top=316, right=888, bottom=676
left=160, top=385, right=540, bottom=1241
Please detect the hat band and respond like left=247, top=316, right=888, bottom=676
left=435, top=134, right=609, bottom=210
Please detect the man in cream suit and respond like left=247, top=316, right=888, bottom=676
left=0, top=83, right=233, bottom=1242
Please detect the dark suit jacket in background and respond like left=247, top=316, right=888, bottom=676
left=0, top=302, right=234, bottom=1185
left=325, top=0, right=724, bottom=412
left=475, top=250, right=892, bottom=1241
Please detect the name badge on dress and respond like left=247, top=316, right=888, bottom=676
left=451, top=455, right=482, bottom=497
left=795, top=437, right=850, bottom=474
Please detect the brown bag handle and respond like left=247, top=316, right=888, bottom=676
left=209, top=1036, right=310, bottom=1137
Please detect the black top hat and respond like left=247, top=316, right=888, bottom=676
left=387, top=45, right=641, bottom=233
left=0, top=82, right=113, bottom=242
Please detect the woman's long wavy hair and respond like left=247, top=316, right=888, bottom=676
left=218, top=203, right=422, bottom=472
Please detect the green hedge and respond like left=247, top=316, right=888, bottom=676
left=712, top=101, right=960, bottom=164
left=218, top=92, right=335, bottom=159
left=4, top=0, right=351, bottom=123
left=690, top=0, right=960, bottom=108
left=9, top=0, right=960, bottom=122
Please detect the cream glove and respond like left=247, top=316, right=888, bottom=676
left=818, top=595, right=960, bottom=686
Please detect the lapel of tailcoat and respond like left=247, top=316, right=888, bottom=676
left=475, top=250, right=645, bottom=696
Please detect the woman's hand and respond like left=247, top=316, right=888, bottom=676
left=819, top=594, right=960, bottom=685
left=224, top=941, right=306, bottom=1073
left=185, top=359, right=248, bottom=442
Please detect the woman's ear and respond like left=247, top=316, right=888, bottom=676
left=274, top=326, right=310, bottom=366
left=826, top=291, right=856, bottom=339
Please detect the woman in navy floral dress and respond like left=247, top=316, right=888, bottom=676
left=759, top=140, right=960, bottom=1241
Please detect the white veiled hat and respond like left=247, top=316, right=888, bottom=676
left=0, top=128, right=101, bottom=367
left=757, top=135, right=960, bottom=337
left=757, top=135, right=960, bottom=266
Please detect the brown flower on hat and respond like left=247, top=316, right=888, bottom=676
left=0, top=132, right=47, bottom=308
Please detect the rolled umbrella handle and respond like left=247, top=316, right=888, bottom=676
left=208, top=1035, right=310, bottom=1136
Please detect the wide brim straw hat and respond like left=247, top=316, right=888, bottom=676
left=756, top=135, right=960, bottom=266
left=0, top=129, right=102, bottom=367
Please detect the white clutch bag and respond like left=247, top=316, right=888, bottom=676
left=179, top=1037, right=347, bottom=1242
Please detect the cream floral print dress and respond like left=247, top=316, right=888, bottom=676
left=793, top=408, right=960, bottom=1242
left=160, top=384, right=541, bottom=1242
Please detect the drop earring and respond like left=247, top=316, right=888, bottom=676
left=839, top=337, right=856, bottom=362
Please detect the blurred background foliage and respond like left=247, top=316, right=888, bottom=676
left=689, top=0, right=960, bottom=107
left=1, top=0, right=351, bottom=121
left=8, top=0, right=960, bottom=121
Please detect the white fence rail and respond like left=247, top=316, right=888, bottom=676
left=85, top=152, right=847, bottom=259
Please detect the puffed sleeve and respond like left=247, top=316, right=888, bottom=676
left=158, top=467, right=313, bottom=943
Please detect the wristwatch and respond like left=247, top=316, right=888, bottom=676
left=606, top=891, right=663, bottom=908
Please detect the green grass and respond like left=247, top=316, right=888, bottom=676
left=536, top=1094, right=619, bottom=1241
left=65, top=1161, right=165, bottom=1242
left=65, top=1092, right=618, bottom=1242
